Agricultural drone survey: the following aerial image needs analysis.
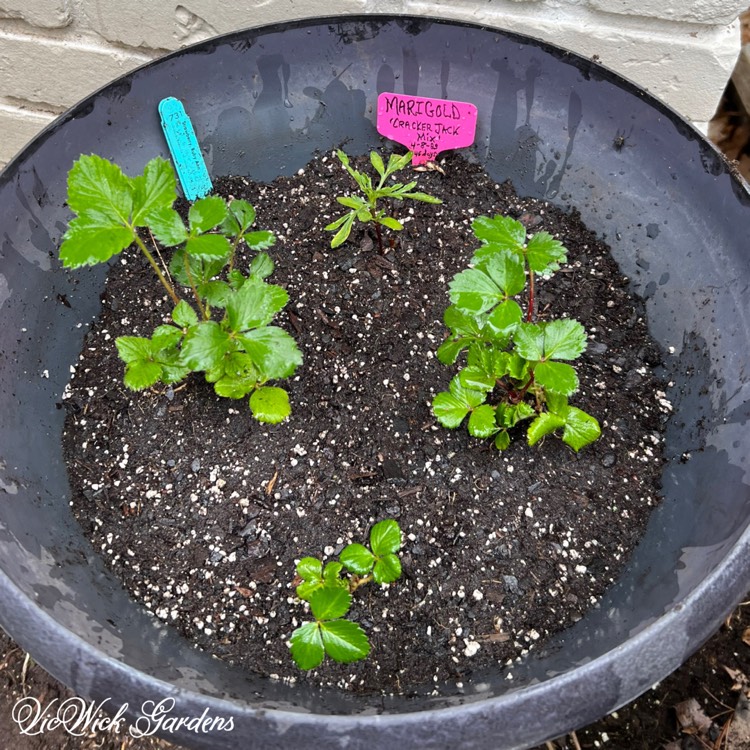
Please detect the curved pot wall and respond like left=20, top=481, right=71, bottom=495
left=0, top=15, right=748, bottom=750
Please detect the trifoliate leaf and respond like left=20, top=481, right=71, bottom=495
left=527, top=412, right=566, bottom=446
left=562, top=407, right=601, bottom=451
left=479, top=250, right=526, bottom=297
left=309, top=586, right=352, bottom=621
left=185, top=234, right=233, bottom=260
left=148, top=206, right=189, bottom=247
left=59, top=215, right=135, bottom=267
left=320, top=620, right=370, bottom=664
left=534, top=360, right=579, bottom=395
left=131, top=158, right=177, bottom=225
left=340, top=543, right=375, bottom=575
left=172, top=300, right=198, bottom=328
left=243, top=230, right=276, bottom=250
left=471, top=214, right=526, bottom=250
left=370, top=519, right=402, bottom=556
left=248, top=251, right=274, bottom=280
left=289, top=622, right=325, bottom=670
left=249, top=386, right=292, bottom=424
left=180, top=321, right=233, bottom=371
left=541, top=319, right=587, bottom=360
left=513, top=323, right=545, bottom=361
left=525, top=231, right=567, bottom=274
left=468, top=404, right=498, bottom=438
left=239, top=327, right=302, bottom=380
left=225, top=279, right=288, bottom=332
left=189, top=196, right=228, bottom=234
left=449, top=268, right=505, bottom=314
left=123, top=361, right=163, bottom=391
left=67, top=154, right=133, bottom=225
left=373, top=553, right=401, bottom=584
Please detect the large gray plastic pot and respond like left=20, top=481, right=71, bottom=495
left=0, top=14, right=748, bottom=750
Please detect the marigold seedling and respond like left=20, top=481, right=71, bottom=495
left=432, top=214, right=601, bottom=451
left=326, top=149, right=441, bottom=252
left=289, top=519, right=403, bottom=670
left=60, top=154, right=301, bottom=423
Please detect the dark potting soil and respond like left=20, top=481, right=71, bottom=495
left=61, top=151, right=669, bottom=696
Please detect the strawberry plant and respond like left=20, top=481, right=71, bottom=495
left=432, top=215, right=601, bottom=451
left=326, top=149, right=441, bottom=251
left=59, top=154, right=301, bottom=424
left=289, top=519, right=402, bottom=670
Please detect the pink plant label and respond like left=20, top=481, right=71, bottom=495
left=377, top=92, right=478, bottom=165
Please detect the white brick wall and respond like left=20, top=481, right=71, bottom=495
left=0, top=0, right=744, bottom=166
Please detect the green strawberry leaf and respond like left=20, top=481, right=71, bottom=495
left=437, top=337, right=471, bottom=365
left=213, top=374, right=258, bottom=399
left=151, top=324, right=183, bottom=350
left=172, top=300, right=199, bottom=328
left=289, top=622, right=325, bottom=670
left=495, top=430, right=511, bottom=450
left=373, top=553, right=402, bottom=584
left=449, top=268, right=505, bottom=314
left=496, top=401, right=535, bottom=429
left=309, top=586, right=352, bottom=621
left=432, top=391, right=470, bottom=429
left=478, top=250, right=526, bottom=297
left=541, top=319, right=587, bottom=360
left=199, top=280, right=232, bottom=308
left=115, top=336, right=153, bottom=364
left=320, top=619, right=370, bottom=664
left=123, top=360, right=163, bottom=391
left=248, top=251, right=274, bottom=280
left=243, top=230, right=276, bottom=250
left=525, top=231, right=567, bottom=274
left=131, top=158, right=177, bottom=225
left=225, top=199, right=256, bottom=234
left=514, top=323, right=545, bottom=361
left=147, top=206, right=189, bottom=247
left=534, top=360, right=579, bottom=395
left=249, top=386, right=292, bottom=423
left=527, top=411, right=567, bottom=446
left=340, top=543, right=375, bottom=575
left=471, top=214, right=526, bottom=250
left=443, top=305, right=484, bottom=337
left=297, top=557, right=322, bottom=582
left=59, top=215, right=135, bottom=267
left=180, top=321, right=233, bottom=371
left=458, top=366, right=496, bottom=392
left=189, top=196, right=228, bottom=234
left=169, top=248, right=225, bottom=287
left=66, top=154, right=133, bottom=225
left=185, top=234, right=233, bottom=260
left=485, top=300, right=523, bottom=344
left=323, top=561, right=346, bottom=587
left=225, top=279, right=288, bottom=332
left=562, top=407, right=601, bottom=451
left=370, top=519, right=402, bottom=556
left=239, top=327, right=302, bottom=380
left=468, top=404, right=498, bottom=438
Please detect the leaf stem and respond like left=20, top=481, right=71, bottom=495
left=349, top=574, right=373, bottom=593
left=527, top=269, right=536, bottom=322
left=133, top=234, right=181, bottom=306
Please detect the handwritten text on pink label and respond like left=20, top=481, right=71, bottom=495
left=377, top=93, right=478, bottom=165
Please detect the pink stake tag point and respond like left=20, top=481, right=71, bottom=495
left=377, top=92, right=478, bottom=166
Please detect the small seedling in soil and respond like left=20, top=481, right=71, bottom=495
left=289, top=519, right=402, bottom=670
left=59, top=154, right=302, bottom=423
left=325, top=149, right=442, bottom=251
left=432, top=214, right=601, bottom=451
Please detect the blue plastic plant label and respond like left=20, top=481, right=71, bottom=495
left=158, top=97, right=212, bottom=201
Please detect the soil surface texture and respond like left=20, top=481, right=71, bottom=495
left=61, top=151, right=668, bottom=695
